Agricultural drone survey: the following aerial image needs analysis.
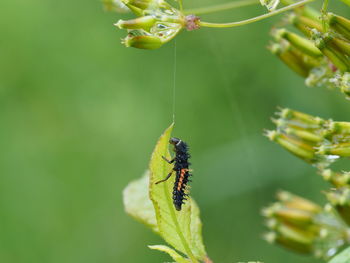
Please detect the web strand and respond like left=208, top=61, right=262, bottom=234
left=172, top=41, right=177, bottom=123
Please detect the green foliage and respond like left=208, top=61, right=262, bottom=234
left=123, top=171, right=158, bottom=233
left=123, top=124, right=208, bottom=263
left=149, top=245, right=190, bottom=263
left=328, top=247, right=350, bottom=263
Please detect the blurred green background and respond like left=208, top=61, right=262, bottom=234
left=0, top=0, right=348, bottom=262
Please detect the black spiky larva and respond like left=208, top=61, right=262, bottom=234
left=155, top=137, right=191, bottom=211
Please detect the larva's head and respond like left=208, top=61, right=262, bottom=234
left=169, top=137, right=181, bottom=146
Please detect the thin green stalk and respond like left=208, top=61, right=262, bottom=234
left=321, top=0, right=329, bottom=12
left=321, top=0, right=329, bottom=31
left=178, top=0, right=183, bottom=12
left=280, top=0, right=320, bottom=21
left=199, top=0, right=315, bottom=28
left=183, top=0, right=258, bottom=15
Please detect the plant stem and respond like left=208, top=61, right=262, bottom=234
left=280, top=0, right=320, bottom=21
left=321, top=0, right=329, bottom=12
left=199, top=0, right=315, bottom=28
left=321, top=0, right=329, bottom=31
left=178, top=0, right=183, bottom=11
left=183, top=0, right=258, bottom=15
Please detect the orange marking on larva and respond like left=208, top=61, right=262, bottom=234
left=177, top=168, right=188, bottom=191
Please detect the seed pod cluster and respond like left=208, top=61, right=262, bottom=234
left=262, top=191, right=349, bottom=259
left=264, top=108, right=350, bottom=258
left=112, top=0, right=200, bottom=49
left=265, top=108, right=350, bottom=168
left=268, top=8, right=350, bottom=99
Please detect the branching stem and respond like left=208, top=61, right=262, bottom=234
left=321, top=0, right=329, bottom=13
left=178, top=0, right=183, bottom=11
left=199, top=0, right=315, bottom=28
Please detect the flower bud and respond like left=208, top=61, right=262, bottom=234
left=312, top=30, right=350, bottom=72
left=289, top=13, right=323, bottom=37
left=327, top=13, right=350, bottom=40
left=276, top=190, right=321, bottom=213
left=115, top=16, right=156, bottom=30
left=123, top=33, right=163, bottom=49
left=263, top=204, right=316, bottom=226
left=321, top=169, right=350, bottom=187
left=278, top=108, right=324, bottom=127
left=268, top=42, right=314, bottom=77
left=285, top=127, right=323, bottom=143
left=264, top=224, right=314, bottom=254
left=326, top=187, right=350, bottom=226
left=317, top=143, right=350, bottom=157
left=331, top=37, right=350, bottom=57
left=328, top=120, right=350, bottom=135
left=265, top=130, right=316, bottom=163
left=263, top=191, right=349, bottom=258
left=122, top=0, right=158, bottom=10
left=339, top=73, right=350, bottom=98
left=103, top=0, right=129, bottom=12
left=273, top=28, right=323, bottom=58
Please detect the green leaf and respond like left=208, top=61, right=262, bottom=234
left=123, top=171, right=159, bottom=233
left=123, top=124, right=209, bottom=262
left=148, top=245, right=190, bottom=263
left=329, top=247, right=350, bottom=263
left=149, top=123, right=207, bottom=262
left=189, top=199, right=207, bottom=259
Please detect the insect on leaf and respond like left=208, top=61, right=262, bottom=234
left=123, top=171, right=158, bottom=233
left=328, top=247, right=350, bottom=263
left=149, top=123, right=207, bottom=262
left=148, top=245, right=190, bottom=263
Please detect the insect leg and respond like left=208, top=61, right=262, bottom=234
left=155, top=170, right=174, bottom=184
left=162, top=156, right=175, bottom=164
